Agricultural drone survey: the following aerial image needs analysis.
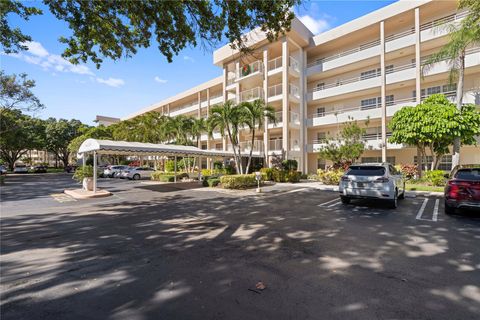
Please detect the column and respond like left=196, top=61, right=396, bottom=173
left=263, top=47, right=269, bottom=165
left=167, top=103, right=170, bottom=117
left=222, top=65, right=228, bottom=102
left=281, top=37, right=289, bottom=157
left=197, top=91, right=201, bottom=120
left=235, top=60, right=240, bottom=104
left=415, top=7, right=421, bottom=104
left=299, top=49, right=307, bottom=173
left=93, top=151, right=97, bottom=192
left=206, top=88, right=211, bottom=169
left=380, top=21, right=387, bottom=162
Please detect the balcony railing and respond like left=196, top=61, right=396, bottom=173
left=269, top=139, right=283, bottom=151
left=268, top=56, right=282, bottom=71
left=312, top=72, right=380, bottom=92
left=307, top=11, right=469, bottom=68
left=240, top=87, right=262, bottom=102
left=289, top=84, right=300, bottom=98
left=289, top=56, right=300, bottom=72
left=238, top=141, right=264, bottom=153
left=226, top=77, right=236, bottom=86
left=238, top=60, right=262, bottom=79
left=362, top=132, right=392, bottom=140
left=268, top=83, right=283, bottom=97
left=274, top=111, right=283, bottom=123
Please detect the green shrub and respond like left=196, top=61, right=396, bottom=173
left=260, top=168, right=273, bottom=181
left=317, top=169, right=344, bottom=185
left=207, top=178, right=221, bottom=187
left=423, top=170, right=446, bottom=186
left=165, top=160, right=175, bottom=172
left=300, top=173, right=308, bottom=180
left=73, top=165, right=96, bottom=183
left=286, top=171, right=301, bottom=183
left=272, top=168, right=287, bottom=182
left=151, top=171, right=188, bottom=182
left=201, top=169, right=212, bottom=177
left=213, top=161, right=223, bottom=169
left=220, top=174, right=257, bottom=189
left=282, top=159, right=298, bottom=171
left=400, top=164, right=418, bottom=180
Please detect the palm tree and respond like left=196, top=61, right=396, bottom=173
left=239, top=99, right=276, bottom=174
left=167, top=115, right=193, bottom=145
left=190, top=117, right=207, bottom=147
left=422, top=8, right=480, bottom=169
left=208, top=100, right=244, bottom=174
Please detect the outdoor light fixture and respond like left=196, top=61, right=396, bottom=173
left=255, top=171, right=262, bottom=193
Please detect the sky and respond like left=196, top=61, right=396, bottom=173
left=2, top=0, right=396, bottom=125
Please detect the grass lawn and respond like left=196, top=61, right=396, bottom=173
left=405, top=183, right=444, bottom=193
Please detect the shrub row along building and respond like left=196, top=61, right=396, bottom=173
left=98, top=0, right=480, bottom=173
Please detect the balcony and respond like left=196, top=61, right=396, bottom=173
left=290, top=111, right=300, bottom=126
left=307, top=134, right=402, bottom=153
left=307, top=11, right=469, bottom=76
left=268, top=83, right=282, bottom=100
left=309, top=73, right=381, bottom=101
left=269, top=139, right=283, bottom=151
left=170, top=101, right=199, bottom=117
left=268, top=111, right=283, bottom=128
left=237, top=60, right=262, bottom=81
left=289, top=56, right=300, bottom=74
left=268, top=57, right=282, bottom=75
left=240, top=87, right=263, bottom=102
left=289, top=84, right=301, bottom=100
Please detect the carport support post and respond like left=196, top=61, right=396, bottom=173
left=174, top=155, right=177, bottom=183
left=93, top=151, right=97, bottom=193
left=198, top=156, right=202, bottom=181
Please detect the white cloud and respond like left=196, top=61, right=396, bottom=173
left=299, top=15, right=330, bottom=34
left=96, top=77, right=125, bottom=88
left=25, top=41, right=49, bottom=57
left=183, top=55, right=195, bottom=62
left=154, top=76, right=168, bottom=84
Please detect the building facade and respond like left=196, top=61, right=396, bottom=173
left=105, top=0, right=480, bottom=173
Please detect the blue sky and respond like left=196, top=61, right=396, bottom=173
left=2, top=0, right=396, bottom=125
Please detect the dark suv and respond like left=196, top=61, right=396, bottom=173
left=444, top=165, right=480, bottom=214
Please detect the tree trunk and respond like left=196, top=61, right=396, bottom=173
left=245, top=128, right=256, bottom=174
left=226, top=128, right=241, bottom=175
left=452, top=52, right=465, bottom=170
left=417, top=145, right=423, bottom=178
left=429, top=145, right=435, bottom=171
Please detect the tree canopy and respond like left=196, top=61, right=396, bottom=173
left=0, top=71, right=43, bottom=114
left=45, top=118, right=85, bottom=167
left=2, top=0, right=300, bottom=68
left=389, top=94, right=480, bottom=170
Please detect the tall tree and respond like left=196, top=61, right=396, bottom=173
left=68, top=125, right=113, bottom=154
left=0, top=71, right=43, bottom=116
left=167, top=115, right=193, bottom=146
left=0, top=108, right=45, bottom=170
left=389, top=94, right=480, bottom=170
left=240, top=99, right=275, bottom=174
left=422, top=1, right=480, bottom=169
left=208, top=100, right=244, bottom=174
left=45, top=118, right=84, bottom=167
left=2, top=0, right=300, bottom=68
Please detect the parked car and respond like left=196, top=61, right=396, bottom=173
left=125, top=167, right=155, bottom=180
left=13, top=164, right=29, bottom=174
left=31, top=165, right=48, bottom=173
left=339, top=163, right=405, bottom=208
left=103, top=165, right=129, bottom=178
left=118, top=167, right=133, bottom=179
left=444, top=165, right=480, bottom=214
left=0, top=165, right=7, bottom=175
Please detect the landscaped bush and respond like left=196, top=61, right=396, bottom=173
left=73, top=165, right=96, bottom=183
left=260, top=168, right=273, bottom=181
left=423, top=170, right=446, bottom=186
left=207, top=178, right=221, bottom=187
left=151, top=171, right=188, bottom=182
left=399, top=164, right=418, bottom=180
left=272, top=168, right=287, bottom=182
left=282, top=159, right=298, bottom=171
left=165, top=160, right=175, bottom=172
left=286, top=171, right=301, bottom=183
left=220, top=174, right=258, bottom=189
left=317, top=169, right=345, bottom=185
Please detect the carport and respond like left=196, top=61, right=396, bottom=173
left=78, top=138, right=262, bottom=192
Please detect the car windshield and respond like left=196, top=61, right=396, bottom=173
left=455, top=168, right=480, bottom=181
left=347, top=166, right=386, bottom=176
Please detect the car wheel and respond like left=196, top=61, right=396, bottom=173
left=133, top=174, right=141, bottom=180
left=388, top=190, right=398, bottom=209
left=340, top=196, right=350, bottom=204
left=444, top=201, right=455, bottom=215
left=398, top=183, right=405, bottom=200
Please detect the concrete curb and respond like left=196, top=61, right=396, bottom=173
left=64, top=189, right=112, bottom=199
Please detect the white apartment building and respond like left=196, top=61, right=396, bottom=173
left=107, top=0, right=480, bottom=173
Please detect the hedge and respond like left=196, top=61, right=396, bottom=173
left=317, top=169, right=345, bottom=185
left=151, top=171, right=189, bottom=182
left=220, top=174, right=258, bottom=189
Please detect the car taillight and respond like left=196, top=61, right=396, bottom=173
left=375, top=177, right=389, bottom=183
left=341, top=176, right=351, bottom=182
left=447, top=180, right=471, bottom=198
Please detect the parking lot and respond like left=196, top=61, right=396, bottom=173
left=1, top=174, right=479, bottom=319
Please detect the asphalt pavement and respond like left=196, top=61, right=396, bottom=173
left=1, top=174, right=479, bottom=319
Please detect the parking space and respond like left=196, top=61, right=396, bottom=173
left=1, top=175, right=479, bottom=319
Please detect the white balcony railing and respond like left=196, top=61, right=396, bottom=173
left=307, top=11, right=469, bottom=68
left=289, top=56, right=300, bottom=72
left=268, top=83, right=283, bottom=97
left=312, top=72, right=380, bottom=92
left=289, top=84, right=300, bottom=98
left=269, top=139, right=283, bottom=151
left=240, top=87, right=262, bottom=102
left=238, top=141, right=264, bottom=153
left=274, top=111, right=283, bottom=124
left=268, top=56, right=282, bottom=71
left=238, top=60, right=262, bottom=79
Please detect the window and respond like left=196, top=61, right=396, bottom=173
left=442, top=83, right=457, bottom=93
left=316, top=83, right=325, bottom=90
left=414, top=155, right=452, bottom=171
left=361, top=156, right=395, bottom=164
left=385, top=65, right=394, bottom=74
left=317, top=158, right=326, bottom=170
left=316, top=107, right=325, bottom=117
left=201, top=144, right=207, bottom=150
left=317, top=132, right=327, bottom=142
left=360, top=69, right=378, bottom=80
left=361, top=98, right=378, bottom=110
left=347, top=166, right=386, bottom=176
left=385, top=95, right=394, bottom=106
left=427, top=86, right=441, bottom=95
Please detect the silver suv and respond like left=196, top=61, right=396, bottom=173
left=339, top=163, right=405, bottom=208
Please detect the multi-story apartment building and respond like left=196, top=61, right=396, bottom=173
left=104, top=0, right=480, bottom=173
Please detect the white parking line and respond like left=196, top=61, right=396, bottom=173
left=327, top=201, right=342, bottom=208
left=416, top=199, right=429, bottom=220
left=318, top=198, right=340, bottom=207
left=432, top=199, right=439, bottom=221
left=285, top=188, right=309, bottom=194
